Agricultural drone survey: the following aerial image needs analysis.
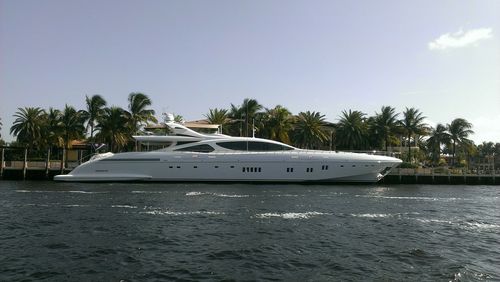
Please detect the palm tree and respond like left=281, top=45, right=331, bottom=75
left=10, top=107, right=45, bottom=148
left=477, top=141, right=495, bottom=158
left=229, top=98, right=263, bottom=137
left=173, top=114, right=184, bottom=123
left=205, top=108, right=229, bottom=133
left=83, top=94, right=107, bottom=142
left=400, top=107, right=427, bottom=163
left=260, top=105, right=294, bottom=143
left=60, top=105, right=86, bottom=149
left=448, top=118, right=474, bottom=166
left=292, top=111, right=330, bottom=149
left=42, top=107, right=64, bottom=149
left=96, top=107, right=130, bottom=152
left=372, top=106, right=399, bottom=151
left=0, top=117, right=2, bottom=138
left=127, top=92, right=157, bottom=134
left=335, top=110, right=368, bottom=150
left=426, top=124, right=450, bottom=165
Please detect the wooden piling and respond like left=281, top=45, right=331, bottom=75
left=23, top=148, right=28, bottom=180
left=45, top=148, right=51, bottom=179
left=60, top=148, right=66, bottom=174
left=0, top=147, right=4, bottom=178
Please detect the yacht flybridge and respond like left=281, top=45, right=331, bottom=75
left=54, top=121, right=402, bottom=183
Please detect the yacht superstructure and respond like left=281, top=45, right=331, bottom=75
left=54, top=121, right=402, bottom=183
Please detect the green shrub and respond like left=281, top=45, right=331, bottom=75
left=399, top=162, right=418, bottom=168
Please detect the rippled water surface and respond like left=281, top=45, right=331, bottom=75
left=1, top=181, right=499, bottom=281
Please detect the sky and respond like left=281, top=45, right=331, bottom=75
left=1, top=0, right=499, bottom=144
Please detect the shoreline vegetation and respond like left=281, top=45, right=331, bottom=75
left=0, top=93, right=499, bottom=170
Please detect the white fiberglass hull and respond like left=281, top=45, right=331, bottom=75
left=54, top=151, right=402, bottom=183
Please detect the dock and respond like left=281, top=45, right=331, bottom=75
left=0, top=146, right=84, bottom=180
left=381, top=168, right=500, bottom=185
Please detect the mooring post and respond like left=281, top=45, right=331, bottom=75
left=431, top=167, right=435, bottom=184
left=493, top=159, right=496, bottom=184
left=0, top=147, right=4, bottom=178
left=60, top=148, right=66, bottom=174
left=45, top=148, right=51, bottom=179
left=23, top=147, right=28, bottom=180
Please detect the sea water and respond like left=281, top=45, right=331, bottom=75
left=0, top=181, right=499, bottom=281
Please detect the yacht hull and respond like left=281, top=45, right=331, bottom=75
left=54, top=151, right=401, bottom=183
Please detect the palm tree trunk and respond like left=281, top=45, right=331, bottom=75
left=90, top=123, right=94, bottom=142
left=407, top=134, right=412, bottom=163
left=452, top=141, right=456, bottom=167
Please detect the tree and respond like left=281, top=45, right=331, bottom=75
left=292, top=111, right=330, bottom=149
left=448, top=118, right=474, bottom=166
left=0, top=117, right=2, bottom=138
left=477, top=142, right=495, bottom=157
left=96, top=107, right=130, bottom=152
left=400, top=107, right=427, bottom=163
left=260, top=105, right=294, bottom=143
left=83, top=94, right=107, bottom=142
left=173, top=114, right=184, bottom=123
left=229, top=98, right=263, bottom=137
left=42, top=107, right=64, bottom=149
left=426, top=124, right=450, bottom=165
left=335, top=110, right=368, bottom=150
left=205, top=108, right=229, bottom=133
left=127, top=92, right=157, bottom=134
left=372, top=106, right=399, bottom=151
left=60, top=105, right=86, bottom=149
left=10, top=107, right=45, bottom=148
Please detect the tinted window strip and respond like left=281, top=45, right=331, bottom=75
left=100, top=158, right=161, bottom=162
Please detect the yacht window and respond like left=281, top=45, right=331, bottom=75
left=217, top=141, right=293, bottom=151
left=174, top=144, right=215, bottom=153
left=177, top=141, right=197, bottom=146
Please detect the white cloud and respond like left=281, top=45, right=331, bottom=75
left=428, top=27, right=493, bottom=50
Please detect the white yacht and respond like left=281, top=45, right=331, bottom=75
left=54, top=121, right=402, bottom=183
